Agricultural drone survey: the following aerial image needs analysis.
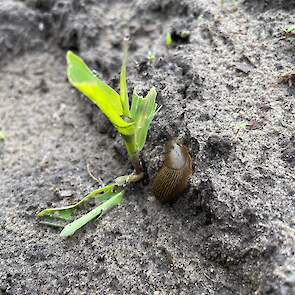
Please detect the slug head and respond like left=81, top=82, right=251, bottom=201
left=164, top=139, right=190, bottom=170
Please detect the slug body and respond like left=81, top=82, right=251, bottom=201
left=151, top=140, right=192, bottom=203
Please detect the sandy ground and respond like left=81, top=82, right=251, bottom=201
left=0, top=0, right=295, bottom=294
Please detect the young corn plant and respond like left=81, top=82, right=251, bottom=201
left=37, top=39, right=157, bottom=237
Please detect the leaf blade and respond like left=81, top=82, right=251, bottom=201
left=67, top=51, right=135, bottom=135
left=60, top=191, right=124, bottom=237
left=0, top=131, right=5, bottom=141
left=37, top=185, right=113, bottom=220
left=120, top=39, right=130, bottom=117
left=131, top=87, right=157, bottom=152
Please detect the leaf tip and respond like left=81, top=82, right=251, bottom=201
left=66, top=50, right=74, bottom=64
left=36, top=210, right=44, bottom=218
left=60, top=227, right=71, bottom=238
left=150, top=86, right=157, bottom=95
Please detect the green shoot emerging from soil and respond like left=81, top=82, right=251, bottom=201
left=0, top=131, right=5, bottom=141
left=37, top=38, right=157, bottom=237
left=282, top=24, right=295, bottom=35
left=147, top=50, right=156, bottom=62
left=165, top=32, right=172, bottom=47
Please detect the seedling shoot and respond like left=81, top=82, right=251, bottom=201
left=37, top=38, right=157, bottom=237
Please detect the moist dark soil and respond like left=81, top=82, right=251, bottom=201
left=1, top=0, right=295, bottom=294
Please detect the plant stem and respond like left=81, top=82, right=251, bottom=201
left=114, top=171, right=144, bottom=187
left=123, top=134, right=143, bottom=174
left=128, top=172, right=144, bottom=183
left=130, top=153, right=143, bottom=175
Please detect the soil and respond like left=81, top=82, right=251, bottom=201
left=1, top=0, right=295, bottom=294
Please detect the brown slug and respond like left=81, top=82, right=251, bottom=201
left=151, top=139, right=192, bottom=203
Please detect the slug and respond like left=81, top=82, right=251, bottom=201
left=151, top=139, right=192, bottom=203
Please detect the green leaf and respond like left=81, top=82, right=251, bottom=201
left=236, top=122, right=247, bottom=130
left=95, top=190, right=117, bottom=202
left=130, top=90, right=142, bottom=122
left=120, top=39, right=130, bottom=117
left=131, top=87, right=157, bottom=152
left=60, top=190, right=124, bottom=237
left=54, top=208, right=76, bottom=221
left=67, top=51, right=134, bottom=135
left=165, top=32, right=172, bottom=47
left=147, top=50, right=155, bottom=62
left=37, top=185, right=113, bottom=220
left=283, top=24, right=295, bottom=34
left=0, top=131, right=5, bottom=141
left=37, top=206, right=76, bottom=221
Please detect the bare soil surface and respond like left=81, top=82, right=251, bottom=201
left=0, top=0, right=295, bottom=294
